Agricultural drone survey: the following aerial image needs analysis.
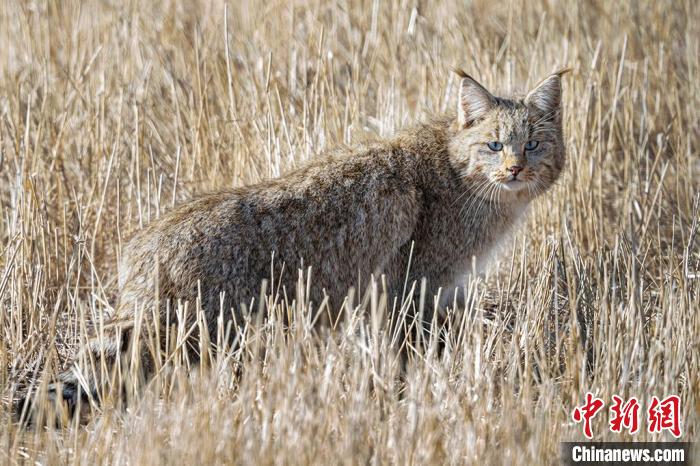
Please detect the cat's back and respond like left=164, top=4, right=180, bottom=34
left=117, top=141, right=421, bottom=303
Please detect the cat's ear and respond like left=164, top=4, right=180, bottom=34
left=456, top=73, right=496, bottom=127
left=525, top=70, right=567, bottom=115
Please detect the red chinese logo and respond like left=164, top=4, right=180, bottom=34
left=572, top=392, right=605, bottom=439
left=572, top=393, right=682, bottom=439
left=609, top=395, right=640, bottom=434
left=647, top=395, right=681, bottom=438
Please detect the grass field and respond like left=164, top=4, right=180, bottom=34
left=1, top=0, right=699, bottom=464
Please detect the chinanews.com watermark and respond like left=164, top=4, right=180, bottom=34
left=562, top=442, right=690, bottom=465
left=561, top=392, right=694, bottom=465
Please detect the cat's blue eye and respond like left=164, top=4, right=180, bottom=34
left=487, top=141, right=503, bottom=152
left=524, top=140, right=539, bottom=150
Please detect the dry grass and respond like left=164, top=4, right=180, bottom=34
left=1, top=0, right=699, bottom=464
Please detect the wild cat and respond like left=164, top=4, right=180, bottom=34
left=28, top=69, right=566, bottom=415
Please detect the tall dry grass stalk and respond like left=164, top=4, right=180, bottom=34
left=0, top=0, right=698, bottom=464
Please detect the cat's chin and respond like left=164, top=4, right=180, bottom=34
left=498, top=179, right=528, bottom=192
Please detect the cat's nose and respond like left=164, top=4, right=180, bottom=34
left=508, top=165, right=523, bottom=177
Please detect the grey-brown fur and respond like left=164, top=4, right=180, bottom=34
left=45, top=70, right=567, bottom=412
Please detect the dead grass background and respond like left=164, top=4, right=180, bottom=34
left=0, top=0, right=699, bottom=464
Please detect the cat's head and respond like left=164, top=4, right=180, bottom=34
left=448, top=70, right=566, bottom=200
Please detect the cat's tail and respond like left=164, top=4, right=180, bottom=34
left=53, top=318, right=135, bottom=410
left=15, top=303, right=159, bottom=426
